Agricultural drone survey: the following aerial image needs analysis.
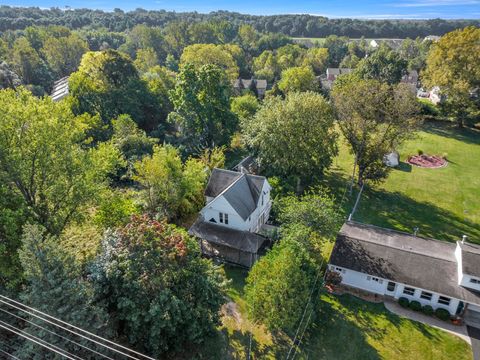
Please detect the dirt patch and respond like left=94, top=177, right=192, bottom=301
left=222, top=301, right=243, bottom=324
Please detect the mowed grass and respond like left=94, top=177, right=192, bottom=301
left=204, top=267, right=472, bottom=360
left=324, top=121, right=480, bottom=243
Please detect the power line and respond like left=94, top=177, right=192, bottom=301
left=0, top=320, right=77, bottom=360
left=0, top=305, right=115, bottom=360
left=0, top=295, right=154, bottom=360
left=0, top=347, right=20, bottom=360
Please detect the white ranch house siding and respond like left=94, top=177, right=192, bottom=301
left=330, top=265, right=460, bottom=315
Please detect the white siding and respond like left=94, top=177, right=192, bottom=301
left=330, top=265, right=461, bottom=315
left=200, top=196, right=249, bottom=231
left=460, top=274, right=480, bottom=292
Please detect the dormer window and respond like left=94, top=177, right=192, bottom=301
left=219, top=213, right=223, bottom=223
left=470, top=278, right=480, bottom=284
left=261, top=194, right=264, bottom=206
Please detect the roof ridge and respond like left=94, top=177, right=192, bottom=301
left=216, top=172, right=246, bottom=199
left=342, top=234, right=456, bottom=264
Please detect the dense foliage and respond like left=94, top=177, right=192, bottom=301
left=1, top=7, right=478, bottom=38
left=90, top=215, right=226, bottom=355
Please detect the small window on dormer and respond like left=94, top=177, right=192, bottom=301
left=225, top=213, right=229, bottom=225
left=219, top=212, right=223, bottom=223
left=470, top=278, right=480, bottom=284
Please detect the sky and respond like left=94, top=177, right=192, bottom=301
left=4, top=0, right=480, bottom=19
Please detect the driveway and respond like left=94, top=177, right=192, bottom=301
left=467, top=326, right=480, bottom=360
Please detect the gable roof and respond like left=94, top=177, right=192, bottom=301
left=330, top=222, right=480, bottom=305
left=189, top=219, right=265, bottom=253
left=204, top=168, right=267, bottom=220
left=233, top=79, right=267, bottom=90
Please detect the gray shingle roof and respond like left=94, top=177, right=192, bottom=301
left=188, top=219, right=265, bottom=253
left=460, top=242, right=480, bottom=276
left=329, top=222, right=480, bottom=305
left=205, top=168, right=267, bottom=220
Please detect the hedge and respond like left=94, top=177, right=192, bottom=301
left=409, top=300, right=422, bottom=311
left=435, top=308, right=451, bottom=321
left=422, top=305, right=434, bottom=316
left=398, top=297, right=410, bottom=308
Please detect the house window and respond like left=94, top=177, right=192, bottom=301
left=403, top=287, right=415, bottom=296
left=470, top=278, right=480, bottom=285
left=387, top=282, right=396, bottom=292
left=367, top=276, right=382, bottom=284
left=335, top=267, right=346, bottom=274
left=224, top=213, right=229, bottom=225
left=438, top=296, right=451, bottom=306
left=420, top=291, right=433, bottom=301
left=262, top=194, right=264, bottom=206
left=219, top=212, right=224, bottom=223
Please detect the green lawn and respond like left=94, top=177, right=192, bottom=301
left=323, top=121, right=480, bottom=243
left=199, top=267, right=472, bottom=360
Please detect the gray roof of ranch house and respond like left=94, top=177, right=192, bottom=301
left=329, top=222, right=480, bottom=305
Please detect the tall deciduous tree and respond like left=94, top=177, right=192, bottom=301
left=168, top=64, right=237, bottom=151
left=180, top=44, right=239, bottom=81
left=90, top=215, right=226, bottom=356
left=0, top=88, right=121, bottom=234
left=69, top=50, right=162, bottom=135
left=242, top=91, right=337, bottom=192
left=278, top=66, right=317, bottom=94
left=134, top=145, right=207, bottom=220
left=41, top=33, right=88, bottom=77
left=423, top=26, right=480, bottom=127
left=332, top=78, right=420, bottom=185
left=17, top=224, right=111, bottom=359
left=245, top=238, right=317, bottom=333
left=355, top=45, right=408, bottom=84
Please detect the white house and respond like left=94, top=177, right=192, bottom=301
left=329, top=222, right=480, bottom=322
left=189, top=168, right=272, bottom=267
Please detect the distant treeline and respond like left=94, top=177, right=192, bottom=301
left=1, top=7, right=479, bottom=38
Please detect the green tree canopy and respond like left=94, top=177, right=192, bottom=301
left=0, top=88, right=121, bottom=234
left=134, top=144, right=207, bottom=220
left=180, top=44, right=240, bottom=81
left=278, top=66, right=317, bottom=94
left=41, top=33, right=88, bottom=77
left=355, top=45, right=408, bottom=84
left=168, top=63, right=237, bottom=152
left=332, top=78, right=420, bottom=185
left=90, top=215, right=226, bottom=356
left=242, top=91, right=338, bottom=191
left=245, top=238, right=317, bottom=333
left=423, top=26, right=480, bottom=127
left=69, top=49, right=162, bottom=136
left=231, top=93, right=259, bottom=121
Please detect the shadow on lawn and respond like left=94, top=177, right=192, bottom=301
left=423, top=122, right=480, bottom=146
left=355, top=186, right=480, bottom=243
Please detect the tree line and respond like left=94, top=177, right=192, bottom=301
left=1, top=6, right=480, bottom=38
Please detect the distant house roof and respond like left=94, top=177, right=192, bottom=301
left=330, top=222, right=480, bottom=305
left=50, top=76, right=69, bottom=102
left=326, top=68, right=352, bottom=81
left=204, top=168, right=267, bottom=220
left=189, top=219, right=265, bottom=253
left=233, top=78, right=267, bottom=91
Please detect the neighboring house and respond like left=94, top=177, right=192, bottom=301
left=189, top=168, right=272, bottom=267
left=233, top=78, right=268, bottom=98
left=329, top=221, right=480, bottom=322
left=50, top=76, right=69, bottom=102
left=326, top=68, right=352, bottom=82
left=424, top=35, right=441, bottom=42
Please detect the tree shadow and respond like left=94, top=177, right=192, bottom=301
left=422, top=121, right=480, bottom=146
left=355, top=186, right=480, bottom=243
left=302, top=294, right=382, bottom=360
left=395, top=162, right=412, bottom=173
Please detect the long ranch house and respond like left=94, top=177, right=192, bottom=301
left=329, top=222, right=480, bottom=324
left=189, top=168, right=272, bottom=268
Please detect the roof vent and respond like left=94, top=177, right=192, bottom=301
left=462, top=235, right=468, bottom=244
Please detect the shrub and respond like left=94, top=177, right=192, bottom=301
left=435, top=308, right=451, bottom=321
left=398, top=297, right=410, bottom=308
left=409, top=300, right=422, bottom=311
left=422, top=305, right=434, bottom=316
left=417, top=149, right=424, bottom=155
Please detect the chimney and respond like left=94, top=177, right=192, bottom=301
left=462, top=235, right=467, bottom=244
